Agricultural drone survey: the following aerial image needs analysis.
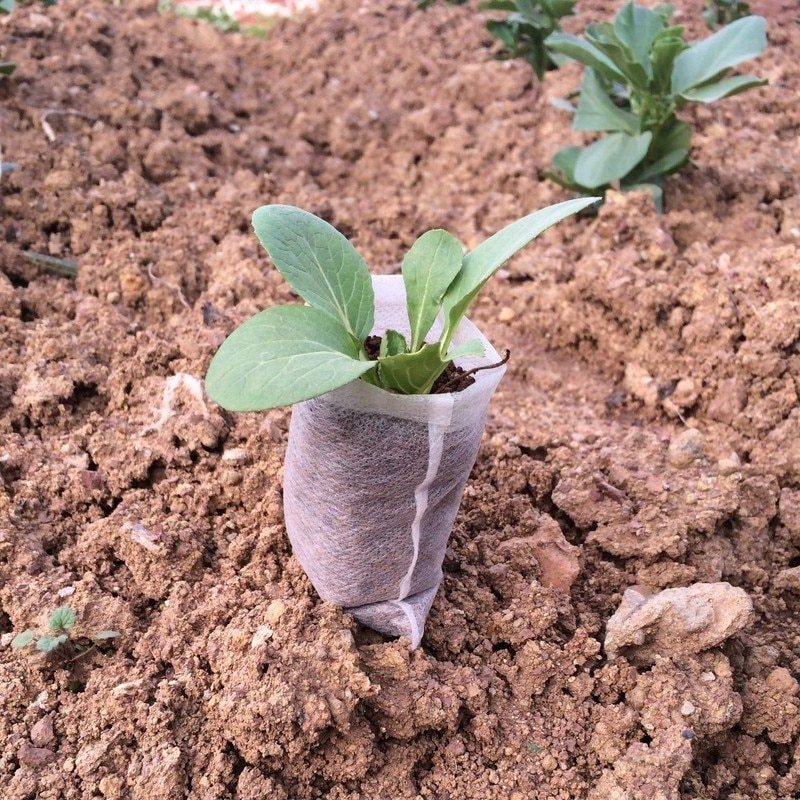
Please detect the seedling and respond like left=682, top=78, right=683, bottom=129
left=0, top=0, right=16, bottom=77
left=205, top=198, right=598, bottom=410
left=416, top=0, right=574, bottom=80
left=11, top=606, right=119, bottom=657
left=481, top=0, right=576, bottom=80
left=545, top=4, right=766, bottom=206
left=703, top=0, right=751, bottom=30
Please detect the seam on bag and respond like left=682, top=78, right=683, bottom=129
left=394, top=599, right=422, bottom=649
left=397, top=411, right=450, bottom=604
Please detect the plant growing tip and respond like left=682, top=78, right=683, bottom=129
left=9, top=606, right=120, bottom=658
left=205, top=197, right=599, bottom=411
left=545, top=4, right=767, bottom=206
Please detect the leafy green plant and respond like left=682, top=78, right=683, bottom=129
left=205, top=198, right=598, bottom=410
left=544, top=4, right=767, bottom=205
left=11, top=606, right=119, bottom=656
left=703, top=0, right=751, bottom=30
left=416, top=0, right=574, bottom=80
left=481, top=0, right=576, bottom=79
left=157, top=0, right=275, bottom=37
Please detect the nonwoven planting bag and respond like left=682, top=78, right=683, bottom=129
left=283, top=276, right=506, bottom=647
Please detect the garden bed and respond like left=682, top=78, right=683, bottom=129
left=0, top=0, right=799, bottom=797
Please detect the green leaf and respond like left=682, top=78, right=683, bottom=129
left=205, top=305, right=375, bottom=411
left=440, top=198, right=600, bottom=349
left=10, top=630, right=34, bottom=649
left=252, top=205, right=375, bottom=341
left=378, top=343, right=447, bottom=395
left=631, top=119, right=691, bottom=182
left=671, top=15, right=766, bottom=93
left=612, top=3, right=665, bottom=72
left=380, top=330, right=409, bottom=358
left=447, top=339, right=486, bottom=360
left=552, top=146, right=581, bottom=180
left=545, top=32, right=626, bottom=83
left=0, top=62, right=15, bottom=76
left=573, top=132, right=652, bottom=188
left=621, top=181, right=664, bottom=212
left=651, top=32, right=687, bottom=92
left=574, top=69, right=639, bottom=134
left=478, top=0, right=517, bottom=9
left=679, top=73, right=765, bottom=101
left=93, top=630, right=120, bottom=641
left=401, top=229, right=463, bottom=351
left=0, top=0, right=15, bottom=14
left=48, top=606, right=77, bottom=631
left=36, top=634, right=68, bottom=653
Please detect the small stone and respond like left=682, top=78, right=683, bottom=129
left=18, top=742, right=55, bottom=767
left=264, top=599, right=286, bottom=625
left=680, top=701, right=696, bottom=716
left=57, top=586, right=75, bottom=598
left=668, top=428, right=705, bottom=468
left=624, top=363, right=659, bottom=408
left=671, top=378, right=700, bottom=409
left=766, top=667, right=798, bottom=695
left=250, top=625, right=274, bottom=648
left=774, top=566, right=800, bottom=593
left=700, top=671, right=716, bottom=682
left=717, top=452, right=742, bottom=476
left=498, top=306, right=515, bottom=322
left=30, top=715, right=54, bottom=747
left=221, top=448, right=248, bottom=465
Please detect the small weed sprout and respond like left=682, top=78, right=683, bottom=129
left=545, top=3, right=767, bottom=206
left=703, top=0, right=751, bottom=30
left=205, top=198, right=598, bottom=411
left=10, top=606, right=119, bottom=657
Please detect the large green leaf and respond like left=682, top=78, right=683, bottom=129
left=402, top=229, right=463, bottom=351
left=252, top=205, right=375, bottom=341
left=378, top=343, right=447, bottom=395
left=612, top=3, right=665, bottom=73
left=671, top=15, right=766, bottom=93
left=545, top=32, right=626, bottom=83
left=440, top=198, right=600, bottom=348
left=679, top=73, right=766, bottom=102
left=573, top=131, right=652, bottom=188
left=205, top=305, right=375, bottom=411
left=586, top=23, right=649, bottom=88
left=574, top=69, right=639, bottom=134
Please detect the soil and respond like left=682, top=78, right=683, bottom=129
left=363, top=335, right=477, bottom=393
left=0, top=0, right=798, bottom=798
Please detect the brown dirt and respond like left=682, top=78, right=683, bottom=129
left=0, top=0, right=798, bottom=798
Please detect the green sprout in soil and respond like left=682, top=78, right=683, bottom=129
left=21, top=250, right=78, bottom=277
left=205, top=198, right=598, bottom=410
left=544, top=3, right=767, bottom=208
left=0, top=0, right=16, bottom=77
left=703, top=0, right=751, bottom=30
left=416, top=0, right=574, bottom=80
left=11, top=606, right=119, bottom=657
left=157, top=1, right=276, bottom=38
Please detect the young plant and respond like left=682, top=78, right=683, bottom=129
left=703, top=0, right=751, bottom=30
left=544, top=4, right=767, bottom=206
left=481, top=0, right=576, bottom=80
left=11, top=606, right=119, bottom=656
left=415, top=0, right=574, bottom=80
left=0, top=0, right=16, bottom=77
left=205, top=198, right=598, bottom=410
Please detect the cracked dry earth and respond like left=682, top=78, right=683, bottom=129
left=1, top=0, right=799, bottom=798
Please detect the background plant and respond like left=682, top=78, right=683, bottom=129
left=11, top=606, right=119, bottom=656
left=544, top=4, right=766, bottom=207
left=205, top=198, right=597, bottom=410
left=703, top=0, right=751, bottom=30
left=0, top=0, right=16, bottom=77
left=416, top=0, right=575, bottom=80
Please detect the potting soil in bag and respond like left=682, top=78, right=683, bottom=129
left=283, top=276, right=506, bottom=647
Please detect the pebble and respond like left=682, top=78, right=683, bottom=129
left=667, top=428, right=705, bottom=468
left=250, top=625, right=274, bottom=648
left=17, top=743, right=55, bottom=767
left=717, top=452, right=742, bottom=476
left=498, top=306, right=515, bottom=322
left=680, top=700, right=696, bottom=716
left=265, top=599, right=286, bottom=625
left=30, top=715, right=55, bottom=747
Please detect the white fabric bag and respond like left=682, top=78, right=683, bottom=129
left=283, top=276, right=506, bottom=647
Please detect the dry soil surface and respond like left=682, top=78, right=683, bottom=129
left=1, top=0, right=799, bottom=798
